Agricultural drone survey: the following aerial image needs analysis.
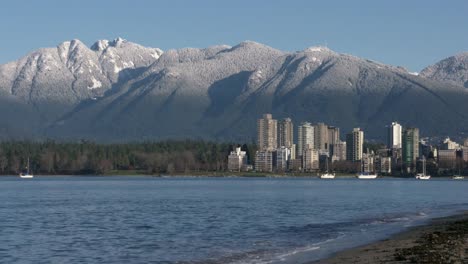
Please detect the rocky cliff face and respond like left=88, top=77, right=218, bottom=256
left=0, top=39, right=467, bottom=141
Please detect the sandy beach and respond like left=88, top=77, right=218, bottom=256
left=311, top=212, right=468, bottom=264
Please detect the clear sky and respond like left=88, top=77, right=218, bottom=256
left=1, top=0, right=467, bottom=71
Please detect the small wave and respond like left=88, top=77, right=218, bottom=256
left=258, top=233, right=347, bottom=264
left=273, top=246, right=321, bottom=262
left=363, top=211, right=430, bottom=227
left=417, top=212, right=428, bottom=217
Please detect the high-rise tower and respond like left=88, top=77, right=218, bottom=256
left=257, top=114, right=278, bottom=151
left=297, top=122, right=314, bottom=157
left=346, top=128, right=364, bottom=161
left=278, top=118, right=293, bottom=148
left=387, top=122, right=402, bottom=149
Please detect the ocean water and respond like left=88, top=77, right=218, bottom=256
left=0, top=176, right=467, bottom=263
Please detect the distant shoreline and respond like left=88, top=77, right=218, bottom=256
left=0, top=172, right=464, bottom=180
left=310, top=211, right=468, bottom=263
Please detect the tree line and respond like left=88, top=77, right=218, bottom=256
left=0, top=140, right=256, bottom=175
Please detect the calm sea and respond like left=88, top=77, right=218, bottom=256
left=0, top=176, right=466, bottom=263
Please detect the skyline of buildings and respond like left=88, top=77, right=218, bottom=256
left=227, top=113, right=468, bottom=175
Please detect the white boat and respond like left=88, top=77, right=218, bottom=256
left=415, top=174, right=431, bottom=180
left=19, top=158, right=34, bottom=179
left=320, top=172, right=335, bottom=179
left=452, top=166, right=464, bottom=180
left=356, top=159, right=377, bottom=179
left=320, top=158, right=335, bottom=179
left=415, top=156, right=430, bottom=180
left=357, top=172, right=378, bottom=179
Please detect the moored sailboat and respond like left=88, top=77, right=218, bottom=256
left=320, top=157, right=335, bottom=179
left=19, top=158, right=34, bottom=179
left=415, top=156, right=430, bottom=180
left=452, top=157, right=464, bottom=180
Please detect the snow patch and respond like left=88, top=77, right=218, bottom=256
left=305, top=46, right=328, bottom=53
left=114, top=64, right=121, bottom=73
left=88, top=77, right=102, bottom=89
left=122, top=61, right=135, bottom=68
left=151, top=52, right=160, bottom=59
left=255, top=70, right=262, bottom=78
left=88, top=60, right=97, bottom=68
left=408, top=72, right=419, bottom=76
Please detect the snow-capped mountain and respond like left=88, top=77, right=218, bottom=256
left=0, top=39, right=467, bottom=141
left=0, top=37, right=162, bottom=103
left=0, top=38, right=162, bottom=136
left=420, top=52, right=468, bottom=88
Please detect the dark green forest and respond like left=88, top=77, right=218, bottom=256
left=0, top=141, right=256, bottom=175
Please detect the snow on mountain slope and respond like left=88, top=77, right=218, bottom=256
left=1, top=39, right=468, bottom=141
left=0, top=38, right=162, bottom=104
left=420, top=52, right=468, bottom=88
left=45, top=42, right=468, bottom=141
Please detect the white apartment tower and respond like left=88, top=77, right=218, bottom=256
left=387, top=122, right=402, bottom=149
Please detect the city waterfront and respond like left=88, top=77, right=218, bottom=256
left=1, top=176, right=466, bottom=263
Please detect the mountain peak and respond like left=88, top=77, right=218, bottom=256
left=90, top=37, right=128, bottom=51
left=232, top=41, right=275, bottom=50
left=90, top=39, right=110, bottom=51
left=58, top=39, right=87, bottom=49
left=109, top=37, right=127, bottom=47
left=420, top=51, right=468, bottom=88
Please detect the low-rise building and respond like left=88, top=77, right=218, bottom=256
left=255, top=150, right=273, bottom=172
left=362, top=153, right=374, bottom=173
left=376, top=156, right=392, bottom=174
left=333, top=141, right=347, bottom=161
left=463, top=147, right=468, bottom=162
left=288, top=159, right=302, bottom=172
left=228, top=147, right=248, bottom=172
left=438, top=149, right=457, bottom=169
left=441, top=137, right=460, bottom=150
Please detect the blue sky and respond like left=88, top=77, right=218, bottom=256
left=1, top=0, right=467, bottom=71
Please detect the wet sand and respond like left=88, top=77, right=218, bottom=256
left=311, top=212, right=468, bottom=264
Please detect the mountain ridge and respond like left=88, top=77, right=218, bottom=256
left=0, top=38, right=467, bottom=142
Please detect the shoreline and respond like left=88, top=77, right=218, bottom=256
left=0, top=173, right=464, bottom=180
left=310, top=211, right=468, bottom=263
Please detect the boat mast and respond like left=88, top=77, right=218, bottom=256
left=422, top=156, right=426, bottom=176
left=326, top=157, right=329, bottom=172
